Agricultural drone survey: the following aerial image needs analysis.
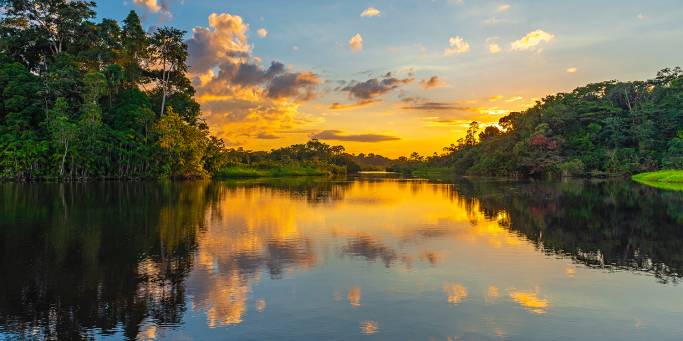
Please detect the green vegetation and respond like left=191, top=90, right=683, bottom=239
left=0, top=0, right=210, bottom=179
left=215, top=165, right=327, bottom=178
left=210, top=139, right=358, bottom=178
left=0, top=0, right=361, bottom=180
left=2, top=1, right=680, bottom=181
left=392, top=69, right=683, bottom=178
left=407, top=167, right=455, bottom=180
left=632, top=170, right=683, bottom=191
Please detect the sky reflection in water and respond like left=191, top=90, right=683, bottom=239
left=1, top=179, right=683, bottom=340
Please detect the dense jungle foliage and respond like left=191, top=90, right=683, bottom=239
left=0, top=0, right=358, bottom=180
left=394, top=68, right=683, bottom=177
left=2, top=1, right=680, bottom=180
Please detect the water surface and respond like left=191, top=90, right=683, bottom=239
left=1, top=178, right=682, bottom=340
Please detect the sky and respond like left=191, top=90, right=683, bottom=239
left=101, top=0, right=683, bottom=157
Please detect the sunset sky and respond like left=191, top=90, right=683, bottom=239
left=102, top=0, right=683, bottom=156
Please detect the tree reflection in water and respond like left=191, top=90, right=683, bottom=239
left=1, top=178, right=682, bottom=339
left=451, top=179, right=683, bottom=282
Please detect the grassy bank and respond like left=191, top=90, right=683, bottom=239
left=410, top=167, right=456, bottom=179
left=215, top=166, right=328, bottom=179
left=632, top=170, right=683, bottom=191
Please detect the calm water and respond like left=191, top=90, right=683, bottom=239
left=1, top=177, right=683, bottom=340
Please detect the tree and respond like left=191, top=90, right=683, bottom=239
left=479, top=126, right=501, bottom=141
left=464, top=121, right=479, bottom=146
left=45, top=97, right=75, bottom=176
left=121, top=10, right=147, bottom=85
left=0, top=2, right=220, bottom=179
left=0, top=62, right=44, bottom=178
left=0, top=0, right=96, bottom=59
left=155, top=107, right=208, bottom=178
left=663, top=132, right=683, bottom=168
left=75, top=72, right=107, bottom=176
left=148, top=27, right=187, bottom=115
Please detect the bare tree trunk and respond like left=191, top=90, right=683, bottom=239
left=160, top=82, right=167, bottom=115
left=624, top=89, right=633, bottom=113
left=160, top=54, right=168, bottom=115
left=60, top=140, right=69, bottom=177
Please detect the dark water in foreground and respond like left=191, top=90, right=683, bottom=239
left=1, top=177, right=683, bottom=340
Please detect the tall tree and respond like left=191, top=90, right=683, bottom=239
left=121, top=10, right=147, bottom=85
left=0, top=0, right=96, bottom=61
left=45, top=97, right=75, bottom=176
left=148, top=27, right=187, bottom=115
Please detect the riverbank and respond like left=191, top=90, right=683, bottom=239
left=632, top=170, right=683, bottom=191
left=214, top=166, right=330, bottom=178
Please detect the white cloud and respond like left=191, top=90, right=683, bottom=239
left=349, top=33, right=363, bottom=52
left=566, top=67, right=577, bottom=73
left=488, top=42, right=501, bottom=54
left=510, top=29, right=554, bottom=51
left=497, top=4, right=511, bottom=12
left=636, top=13, right=646, bottom=20
left=361, top=7, right=381, bottom=17
left=257, top=28, right=268, bottom=38
left=444, top=36, right=470, bottom=56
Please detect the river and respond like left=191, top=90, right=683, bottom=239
left=1, top=177, right=682, bottom=340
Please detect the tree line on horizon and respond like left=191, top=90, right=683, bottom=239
left=393, top=68, right=683, bottom=177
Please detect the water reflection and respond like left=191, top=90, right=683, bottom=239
left=0, top=182, right=211, bottom=339
left=359, top=320, right=379, bottom=335
left=0, top=178, right=682, bottom=339
left=443, top=283, right=468, bottom=305
left=507, top=290, right=550, bottom=314
left=452, top=179, right=683, bottom=282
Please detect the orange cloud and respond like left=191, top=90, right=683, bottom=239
left=257, top=28, right=268, bottom=38
left=421, top=76, right=446, bottom=89
left=504, top=96, right=523, bottom=102
left=349, top=33, right=363, bottom=52
left=188, top=12, right=321, bottom=145
left=134, top=0, right=162, bottom=12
